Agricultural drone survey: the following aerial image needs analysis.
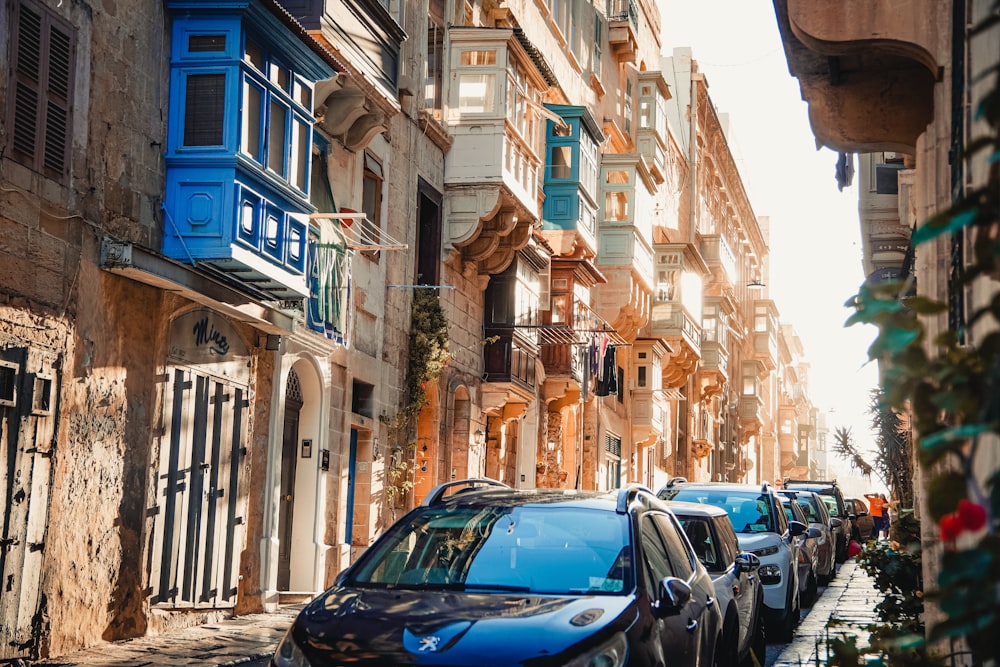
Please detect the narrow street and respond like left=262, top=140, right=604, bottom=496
left=31, top=560, right=880, bottom=667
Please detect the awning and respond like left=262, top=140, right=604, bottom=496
left=533, top=300, right=629, bottom=347
left=309, top=211, right=408, bottom=251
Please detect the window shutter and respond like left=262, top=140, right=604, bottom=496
left=12, top=4, right=43, bottom=162
left=44, top=25, right=71, bottom=175
left=10, top=1, right=74, bottom=180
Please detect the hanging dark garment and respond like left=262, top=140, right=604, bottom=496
left=595, top=345, right=618, bottom=396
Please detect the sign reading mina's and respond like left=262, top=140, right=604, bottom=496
left=168, top=309, right=250, bottom=384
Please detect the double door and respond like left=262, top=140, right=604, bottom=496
left=150, top=366, right=249, bottom=608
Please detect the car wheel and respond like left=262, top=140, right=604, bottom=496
left=741, top=609, right=766, bottom=667
left=717, top=611, right=739, bottom=667
left=801, top=570, right=818, bottom=608
left=835, top=536, right=848, bottom=564
left=818, top=559, right=835, bottom=585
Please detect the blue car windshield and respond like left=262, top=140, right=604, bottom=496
left=663, top=489, right=775, bottom=534
left=348, top=506, right=634, bottom=596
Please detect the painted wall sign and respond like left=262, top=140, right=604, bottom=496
left=168, top=309, right=250, bottom=383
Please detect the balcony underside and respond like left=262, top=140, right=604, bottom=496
left=774, top=0, right=940, bottom=153
left=446, top=184, right=536, bottom=276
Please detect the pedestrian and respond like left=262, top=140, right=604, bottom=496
left=865, top=492, right=888, bottom=539
left=883, top=494, right=899, bottom=538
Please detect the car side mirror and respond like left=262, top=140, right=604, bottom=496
left=789, top=520, right=807, bottom=538
left=735, top=552, right=760, bottom=572
left=807, top=527, right=822, bottom=539
left=830, top=517, right=843, bottom=528
left=858, top=511, right=869, bottom=517
left=655, top=576, right=692, bottom=616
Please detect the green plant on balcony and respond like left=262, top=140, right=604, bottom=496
left=843, top=4, right=1000, bottom=664
left=378, top=289, right=452, bottom=528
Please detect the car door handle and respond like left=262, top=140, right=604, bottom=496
left=706, top=596, right=715, bottom=607
left=686, top=619, right=698, bottom=632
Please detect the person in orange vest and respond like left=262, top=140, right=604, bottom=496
left=865, top=492, right=888, bottom=539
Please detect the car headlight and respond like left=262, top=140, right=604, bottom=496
left=759, top=564, right=782, bottom=585
left=272, top=626, right=312, bottom=667
left=751, top=545, right=779, bottom=557
left=564, top=632, right=628, bottom=667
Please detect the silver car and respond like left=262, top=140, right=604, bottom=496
left=778, top=493, right=821, bottom=607
left=668, top=501, right=766, bottom=667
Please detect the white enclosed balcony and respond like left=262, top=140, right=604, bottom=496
left=595, top=153, right=657, bottom=338
left=636, top=71, right=670, bottom=183
left=650, top=244, right=707, bottom=388
left=444, top=27, right=557, bottom=275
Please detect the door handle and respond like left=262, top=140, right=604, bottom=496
left=706, top=596, right=715, bottom=607
left=285, top=494, right=293, bottom=502
left=686, top=619, right=698, bottom=632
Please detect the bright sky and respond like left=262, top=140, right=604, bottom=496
left=659, top=0, right=883, bottom=481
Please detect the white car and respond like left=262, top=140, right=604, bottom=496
left=658, top=480, right=807, bottom=642
left=668, top=500, right=766, bottom=667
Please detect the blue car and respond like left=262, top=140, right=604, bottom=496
left=271, top=479, right=722, bottom=667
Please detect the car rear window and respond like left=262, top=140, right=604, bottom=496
left=349, top=506, right=633, bottom=595
left=663, top=489, right=775, bottom=534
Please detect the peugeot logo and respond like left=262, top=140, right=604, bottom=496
left=418, top=635, right=442, bottom=652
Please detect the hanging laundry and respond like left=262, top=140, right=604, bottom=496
left=595, top=345, right=618, bottom=396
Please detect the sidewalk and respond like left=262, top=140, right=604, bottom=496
left=31, top=605, right=303, bottom=667
left=31, top=560, right=881, bottom=666
left=773, top=559, right=883, bottom=667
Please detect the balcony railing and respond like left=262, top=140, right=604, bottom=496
left=608, top=0, right=638, bottom=26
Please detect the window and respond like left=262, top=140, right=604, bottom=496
left=592, top=12, right=603, bottom=78
left=550, top=145, right=573, bottom=179
left=458, top=73, right=495, bottom=113
left=185, top=74, right=226, bottom=146
left=8, top=0, right=76, bottom=181
left=624, top=78, right=633, bottom=135
left=580, top=132, right=598, bottom=197
left=641, top=515, right=674, bottom=598
left=362, top=152, right=384, bottom=256
left=236, top=38, right=313, bottom=193
left=654, top=513, right=696, bottom=579
left=265, top=101, right=289, bottom=175
left=604, top=170, right=630, bottom=221
left=425, top=5, right=444, bottom=115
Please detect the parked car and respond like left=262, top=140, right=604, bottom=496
left=777, top=493, right=820, bottom=607
left=668, top=500, right=766, bottom=667
left=846, top=496, right=876, bottom=542
left=783, top=489, right=840, bottom=585
left=271, top=479, right=722, bottom=667
left=782, top=479, right=852, bottom=563
left=657, top=479, right=806, bottom=642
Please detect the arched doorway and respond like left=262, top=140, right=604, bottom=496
left=277, top=368, right=303, bottom=590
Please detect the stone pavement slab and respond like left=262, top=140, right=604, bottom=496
left=773, top=560, right=882, bottom=667
left=30, top=605, right=303, bottom=666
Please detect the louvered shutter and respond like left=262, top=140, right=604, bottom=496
left=9, top=1, right=74, bottom=180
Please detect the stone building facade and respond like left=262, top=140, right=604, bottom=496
left=0, top=0, right=818, bottom=659
left=772, top=0, right=1000, bottom=650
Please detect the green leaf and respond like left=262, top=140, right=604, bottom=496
left=938, top=548, right=993, bottom=587
left=925, top=471, right=967, bottom=520
left=912, top=209, right=978, bottom=245
left=901, top=295, right=949, bottom=314
left=870, top=327, right=920, bottom=356
left=920, top=423, right=992, bottom=450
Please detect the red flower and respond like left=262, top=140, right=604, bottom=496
left=939, top=513, right=964, bottom=542
left=957, top=499, right=988, bottom=532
